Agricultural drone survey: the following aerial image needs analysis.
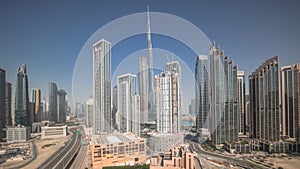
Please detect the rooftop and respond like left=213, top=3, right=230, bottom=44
left=93, top=132, right=142, bottom=145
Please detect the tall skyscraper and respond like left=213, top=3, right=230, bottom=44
left=195, top=55, right=210, bottom=131
left=237, top=70, right=246, bottom=135
left=210, top=43, right=225, bottom=145
left=117, top=74, right=140, bottom=136
left=147, top=7, right=155, bottom=122
left=86, top=98, right=94, bottom=127
left=139, top=56, right=148, bottom=123
left=189, top=99, right=196, bottom=115
left=112, top=85, right=118, bottom=129
left=155, top=63, right=181, bottom=134
left=210, top=43, right=240, bottom=145
left=93, top=39, right=112, bottom=133
left=14, top=64, right=30, bottom=127
left=5, top=82, right=12, bottom=126
left=224, top=60, right=239, bottom=143
left=41, top=97, right=48, bottom=120
left=57, top=89, right=67, bottom=122
left=249, top=56, right=280, bottom=142
left=281, top=63, right=300, bottom=141
left=0, top=68, right=5, bottom=141
left=48, top=82, right=58, bottom=122
left=32, top=88, right=42, bottom=122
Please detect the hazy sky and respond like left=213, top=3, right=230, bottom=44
left=0, top=0, right=299, bottom=112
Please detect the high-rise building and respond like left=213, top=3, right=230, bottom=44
left=112, top=85, right=118, bottom=129
left=139, top=56, right=149, bottom=123
left=147, top=7, right=155, bottom=122
left=210, top=43, right=225, bottom=145
left=210, top=43, right=240, bottom=145
left=249, top=56, right=280, bottom=142
left=85, top=98, right=93, bottom=127
left=117, top=74, right=140, bottom=136
left=195, top=55, right=210, bottom=131
left=281, top=63, right=300, bottom=141
left=32, top=88, right=42, bottom=122
left=14, top=64, right=30, bottom=127
left=41, top=97, right=48, bottom=120
left=5, top=82, right=12, bottom=126
left=57, top=89, right=67, bottom=122
left=237, top=70, right=246, bottom=135
left=155, top=70, right=181, bottom=133
left=224, top=59, right=239, bottom=143
left=0, top=68, right=5, bottom=141
left=189, top=99, right=196, bottom=115
left=48, top=82, right=58, bottom=122
left=93, top=39, right=112, bottom=133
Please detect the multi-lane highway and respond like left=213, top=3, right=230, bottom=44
left=188, top=140, right=266, bottom=169
left=37, top=127, right=81, bottom=169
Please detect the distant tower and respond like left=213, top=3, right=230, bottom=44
left=195, top=55, right=210, bottom=131
left=5, top=82, right=12, bottom=126
left=32, top=88, right=42, bottom=122
left=48, top=82, right=58, bottom=122
left=147, top=6, right=155, bottom=122
left=86, top=98, right=94, bottom=127
left=57, top=89, right=67, bottom=122
left=93, top=39, right=112, bottom=133
left=0, top=68, right=5, bottom=141
left=14, top=64, right=30, bottom=127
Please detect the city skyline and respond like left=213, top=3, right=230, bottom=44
left=1, top=0, right=299, bottom=108
left=0, top=1, right=300, bottom=168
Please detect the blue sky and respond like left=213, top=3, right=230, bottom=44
left=0, top=0, right=299, bottom=111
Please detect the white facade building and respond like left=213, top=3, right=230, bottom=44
left=117, top=74, right=140, bottom=136
left=93, top=39, right=112, bottom=134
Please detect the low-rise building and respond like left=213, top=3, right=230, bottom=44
left=6, top=126, right=31, bottom=143
left=41, top=125, right=68, bottom=139
left=92, top=132, right=146, bottom=169
left=150, top=144, right=194, bottom=169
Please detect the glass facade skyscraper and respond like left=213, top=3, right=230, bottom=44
left=48, top=82, right=58, bottom=122
left=210, top=43, right=240, bottom=145
left=57, top=89, right=67, bottom=123
left=93, top=39, right=112, bottom=134
left=5, top=82, right=12, bottom=126
left=195, top=55, right=210, bottom=131
left=14, top=64, right=30, bottom=127
left=210, top=43, right=225, bottom=145
left=0, top=68, right=5, bottom=141
left=249, top=56, right=280, bottom=142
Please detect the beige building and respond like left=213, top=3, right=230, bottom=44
left=92, top=132, right=146, bottom=169
left=150, top=144, right=195, bottom=169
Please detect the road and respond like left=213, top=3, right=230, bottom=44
left=37, top=127, right=80, bottom=169
left=70, top=144, right=88, bottom=169
left=188, top=140, right=266, bottom=169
